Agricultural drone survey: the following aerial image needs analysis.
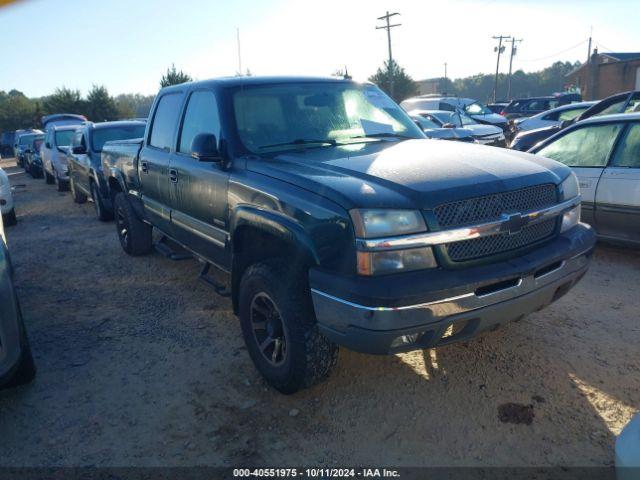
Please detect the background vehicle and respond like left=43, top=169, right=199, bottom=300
left=512, top=101, right=596, bottom=134
left=416, top=109, right=506, bottom=146
left=0, top=168, right=16, bottom=226
left=41, top=126, right=76, bottom=191
left=14, top=131, right=43, bottom=167
left=502, top=93, right=582, bottom=120
left=0, top=215, right=36, bottom=389
left=12, top=129, right=39, bottom=161
left=102, top=76, right=593, bottom=394
left=400, top=95, right=510, bottom=134
left=487, top=102, right=509, bottom=114
left=23, top=135, right=45, bottom=178
left=67, top=120, right=146, bottom=220
left=408, top=110, right=476, bottom=142
left=511, top=90, right=640, bottom=151
left=41, top=113, right=87, bottom=130
left=1, top=131, right=17, bottom=158
left=531, top=113, right=640, bottom=246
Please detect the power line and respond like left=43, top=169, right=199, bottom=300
left=518, top=39, right=589, bottom=62
left=376, top=11, right=401, bottom=98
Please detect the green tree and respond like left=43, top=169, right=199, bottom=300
left=114, top=93, right=156, bottom=119
left=0, top=90, right=38, bottom=131
left=42, top=87, right=85, bottom=116
left=85, top=85, right=118, bottom=121
left=160, top=64, right=192, bottom=88
left=368, top=60, right=418, bottom=103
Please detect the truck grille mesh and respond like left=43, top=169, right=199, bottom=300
left=433, top=184, right=558, bottom=262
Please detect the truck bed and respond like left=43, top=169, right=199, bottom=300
left=101, top=138, right=143, bottom=192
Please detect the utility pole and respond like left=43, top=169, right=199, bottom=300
left=587, top=26, right=593, bottom=63
left=492, top=35, right=511, bottom=103
left=506, top=38, right=523, bottom=100
left=376, top=11, right=401, bottom=98
left=236, top=27, right=242, bottom=76
left=444, top=62, right=448, bottom=81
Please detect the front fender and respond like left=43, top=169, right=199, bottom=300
left=230, top=205, right=320, bottom=266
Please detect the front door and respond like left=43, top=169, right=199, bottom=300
left=69, top=130, right=91, bottom=194
left=534, top=122, right=625, bottom=226
left=595, top=122, right=640, bottom=244
left=169, top=89, right=230, bottom=269
left=139, top=92, right=184, bottom=233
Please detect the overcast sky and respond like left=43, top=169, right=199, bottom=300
left=1, top=0, right=638, bottom=97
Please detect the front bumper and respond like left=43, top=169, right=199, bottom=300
left=310, top=223, right=595, bottom=354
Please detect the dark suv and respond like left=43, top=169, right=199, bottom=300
left=502, top=93, right=582, bottom=120
left=101, top=76, right=595, bottom=393
left=67, top=121, right=146, bottom=220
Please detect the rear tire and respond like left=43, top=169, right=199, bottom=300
left=70, top=177, right=87, bottom=203
left=238, top=260, right=338, bottom=394
left=55, top=172, right=69, bottom=192
left=114, top=192, right=152, bottom=255
left=91, top=182, right=113, bottom=221
left=44, top=170, right=54, bottom=184
left=3, top=208, right=17, bottom=226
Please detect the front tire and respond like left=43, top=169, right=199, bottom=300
left=3, top=309, right=36, bottom=388
left=114, top=192, right=152, bottom=255
left=55, top=172, right=69, bottom=192
left=3, top=208, right=17, bottom=226
left=91, top=182, right=113, bottom=221
left=239, top=260, right=338, bottom=394
left=70, top=177, right=87, bottom=203
left=44, top=170, right=54, bottom=184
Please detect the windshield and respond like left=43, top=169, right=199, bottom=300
left=91, top=125, right=146, bottom=152
left=233, top=83, right=424, bottom=153
left=464, top=101, right=492, bottom=115
left=55, top=130, right=75, bottom=147
left=19, top=134, right=37, bottom=146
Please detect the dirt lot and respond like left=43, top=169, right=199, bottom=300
left=0, top=157, right=638, bottom=467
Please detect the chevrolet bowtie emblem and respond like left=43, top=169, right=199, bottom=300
left=502, top=213, right=529, bottom=235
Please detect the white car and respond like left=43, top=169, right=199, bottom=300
left=0, top=168, right=16, bottom=226
left=513, top=101, right=596, bottom=133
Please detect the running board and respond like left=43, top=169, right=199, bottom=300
left=199, top=263, right=231, bottom=297
left=154, top=235, right=192, bottom=260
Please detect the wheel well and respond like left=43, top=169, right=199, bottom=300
left=108, top=177, right=123, bottom=202
left=231, top=226, right=313, bottom=314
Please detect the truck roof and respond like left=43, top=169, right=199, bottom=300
left=159, top=75, right=364, bottom=94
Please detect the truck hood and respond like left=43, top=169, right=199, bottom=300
left=246, top=139, right=570, bottom=210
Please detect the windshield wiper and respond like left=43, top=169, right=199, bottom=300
left=349, top=132, right=414, bottom=140
left=258, top=138, right=338, bottom=150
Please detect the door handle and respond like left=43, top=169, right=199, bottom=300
left=141, top=161, right=149, bottom=174
left=169, top=168, right=178, bottom=183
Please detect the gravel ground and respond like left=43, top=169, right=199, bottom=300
left=0, top=157, right=638, bottom=467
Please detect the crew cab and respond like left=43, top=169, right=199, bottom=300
left=102, top=76, right=595, bottom=394
left=67, top=121, right=146, bottom=220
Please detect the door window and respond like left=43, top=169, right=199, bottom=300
left=537, top=123, right=623, bottom=167
left=611, top=123, right=640, bottom=168
left=149, top=93, right=183, bottom=150
left=178, top=91, right=221, bottom=154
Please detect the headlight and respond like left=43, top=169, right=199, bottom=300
left=560, top=173, right=579, bottom=201
left=350, top=209, right=426, bottom=238
left=357, top=247, right=437, bottom=275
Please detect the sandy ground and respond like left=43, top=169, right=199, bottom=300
left=0, top=156, right=638, bottom=467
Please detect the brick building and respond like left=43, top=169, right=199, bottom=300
left=566, top=49, right=640, bottom=100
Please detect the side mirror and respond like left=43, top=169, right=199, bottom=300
left=190, top=133, right=220, bottom=162
left=72, top=145, right=86, bottom=154
left=442, top=123, right=456, bottom=129
left=45, top=142, right=51, bottom=149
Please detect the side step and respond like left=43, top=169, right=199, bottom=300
left=199, top=262, right=231, bottom=297
left=154, top=235, right=192, bottom=261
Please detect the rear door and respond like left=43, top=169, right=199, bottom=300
left=594, top=121, right=640, bottom=244
left=169, top=89, right=229, bottom=268
left=535, top=122, right=625, bottom=226
left=139, top=92, right=184, bottom=232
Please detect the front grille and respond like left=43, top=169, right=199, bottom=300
left=433, top=184, right=558, bottom=262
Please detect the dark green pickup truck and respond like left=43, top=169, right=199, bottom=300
left=101, top=76, right=595, bottom=393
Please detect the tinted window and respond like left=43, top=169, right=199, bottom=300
left=178, top=91, right=220, bottom=154
left=438, top=102, right=456, bottom=112
left=92, top=125, right=146, bottom=152
left=537, top=123, right=623, bottom=167
left=149, top=93, right=183, bottom=150
left=557, top=107, right=588, bottom=122
left=55, top=130, right=74, bottom=147
left=611, top=123, right=640, bottom=168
